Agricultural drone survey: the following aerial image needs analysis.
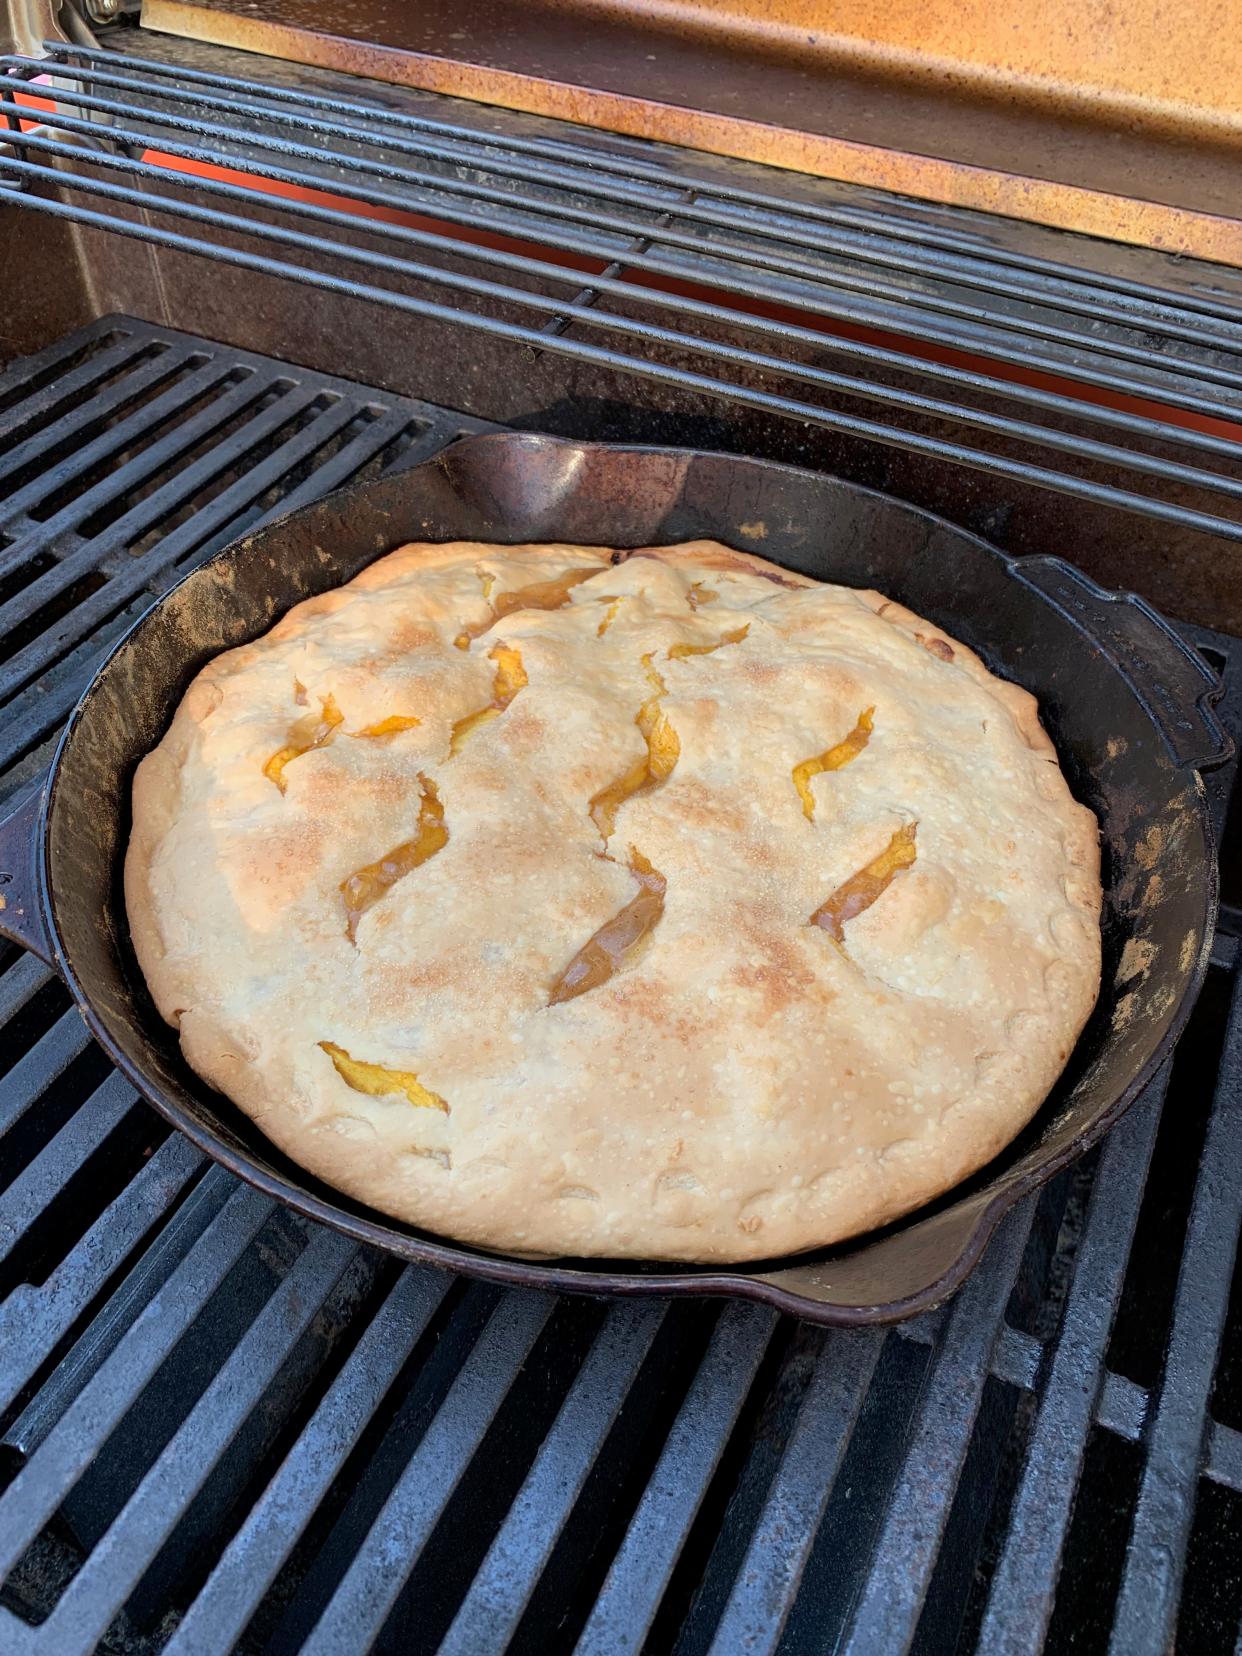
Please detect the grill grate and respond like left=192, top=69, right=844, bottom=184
left=5, top=41, right=1242, bottom=549
left=0, top=318, right=1241, bottom=1652
left=0, top=318, right=489, bottom=810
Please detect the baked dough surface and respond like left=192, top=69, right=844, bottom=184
left=125, top=539, right=1101, bottom=1262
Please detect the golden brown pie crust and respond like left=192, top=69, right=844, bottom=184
left=125, top=539, right=1101, bottom=1262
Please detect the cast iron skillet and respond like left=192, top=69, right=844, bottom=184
left=0, top=435, right=1231, bottom=1324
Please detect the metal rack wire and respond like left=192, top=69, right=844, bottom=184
left=4, top=41, right=1242, bottom=542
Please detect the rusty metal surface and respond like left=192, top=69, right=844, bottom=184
left=141, top=0, right=1242, bottom=266
left=0, top=0, right=63, bottom=56
left=93, top=27, right=1242, bottom=304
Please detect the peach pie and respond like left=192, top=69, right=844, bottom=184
left=125, top=540, right=1101, bottom=1261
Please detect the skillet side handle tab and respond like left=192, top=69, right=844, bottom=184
left=0, top=784, right=55, bottom=966
left=1017, top=557, right=1234, bottom=773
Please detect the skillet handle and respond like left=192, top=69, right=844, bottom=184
left=1016, top=557, right=1234, bottom=772
left=0, top=783, right=55, bottom=967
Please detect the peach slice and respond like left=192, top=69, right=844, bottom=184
left=548, top=849, right=667, bottom=1006
left=320, top=1040, right=448, bottom=1112
left=792, top=708, right=874, bottom=822
left=809, top=822, right=918, bottom=946
left=263, top=693, right=344, bottom=793
left=341, top=774, right=448, bottom=942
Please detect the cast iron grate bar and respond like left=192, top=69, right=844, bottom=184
left=0, top=1070, right=141, bottom=1273
left=0, top=320, right=1240, bottom=1651
left=0, top=317, right=491, bottom=807
left=573, top=1300, right=777, bottom=1656
left=40, top=1229, right=366, bottom=1653
left=0, top=1134, right=208, bottom=1421
left=0, top=1010, right=96, bottom=1138
left=1210, top=1426, right=1242, bottom=1494
left=163, top=1266, right=454, bottom=1656
left=0, top=339, right=192, bottom=481
left=298, top=1291, right=558, bottom=1656
left=2, top=1164, right=251, bottom=1459
left=0, top=327, right=144, bottom=443
left=977, top=1074, right=1168, bottom=1651
left=837, top=1212, right=1036, bottom=1655
left=0, top=352, right=268, bottom=541
left=1109, top=978, right=1242, bottom=1654
left=0, top=1184, right=278, bottom=1587
left=708, top=1323, right=887, bottom=1653
left=0, top=951, right=54, bottom=1026
left=436, top=1300, right=669, bottom=1655
left=4, top=48, right=1242, bottom=543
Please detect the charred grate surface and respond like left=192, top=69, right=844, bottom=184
left=0, top=320, right=1241, bottom=1653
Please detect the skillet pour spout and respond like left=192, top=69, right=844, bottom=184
left=0, top=434, right=1230, bottom=1324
